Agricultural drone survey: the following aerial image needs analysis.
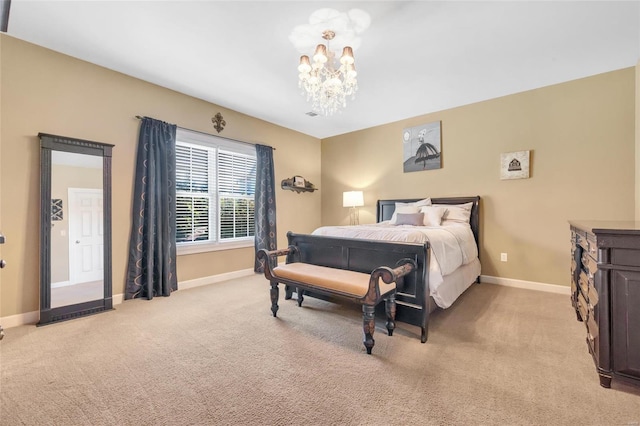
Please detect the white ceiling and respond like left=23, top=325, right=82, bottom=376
left=6, top=1, right=640, bottom=139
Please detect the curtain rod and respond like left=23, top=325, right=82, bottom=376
left=134, top=115, right=275, bottom=150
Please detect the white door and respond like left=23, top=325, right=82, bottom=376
left=68, top=188, right=103, bottom=284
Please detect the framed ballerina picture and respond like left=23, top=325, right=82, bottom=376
left=402, top=121, right=442, bottom=173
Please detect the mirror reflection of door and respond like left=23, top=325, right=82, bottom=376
left=68, top=188, right=104, bottom=283
left=50, top=151, right=103, bottom=308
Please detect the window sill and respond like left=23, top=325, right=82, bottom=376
left=177, top=239, right=254, bottom=256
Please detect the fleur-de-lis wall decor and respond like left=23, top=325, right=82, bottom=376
left=212, top=113, right=226, bottom=133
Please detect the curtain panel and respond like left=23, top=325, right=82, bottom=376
left=125, top=117, right=178, bottom=299
left=254, top=144, right=277, bottom=272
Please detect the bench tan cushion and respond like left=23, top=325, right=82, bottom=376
left=273, top=263, right=395, bottom=299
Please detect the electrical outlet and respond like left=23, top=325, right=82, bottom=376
left=500, top=253, right=508, bottom=262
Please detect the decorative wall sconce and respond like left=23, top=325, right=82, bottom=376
left=212, top=113, right=226, bottom=133
left=281, top=175, right=317, bottom=193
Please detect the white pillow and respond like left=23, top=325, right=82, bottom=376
left=433, top=202, right=473, bottom=224
left=419, top=206, right=447, bottom=226
left=412, top=198, right=432, bottom=207
left=388, top=198, right=431, bottom=224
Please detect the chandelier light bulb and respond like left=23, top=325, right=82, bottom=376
left=340, top=46, right=355, bottom=65
left=313, top=44, right=328, bottom=63
left=298, top=55, right=311, bottom=73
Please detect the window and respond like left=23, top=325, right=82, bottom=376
left=175, top=128, right=256, bottom=254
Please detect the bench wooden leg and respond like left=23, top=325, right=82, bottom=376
left=385, top=294, right=396, bottom=336
left=270, top=281, right=279, bottom=317
left=362, top=304, right=376, bottom=355
left=297, top=288, right=305, bottom=307
left=284, top=284, right=293, bottom=300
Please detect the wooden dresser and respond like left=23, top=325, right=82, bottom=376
left=570, top=220, right=640, bottom=388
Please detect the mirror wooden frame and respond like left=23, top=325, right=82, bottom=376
left=38, top=133, right=114, bottom=325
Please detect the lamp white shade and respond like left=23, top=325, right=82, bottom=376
left=343, top=191, right=364, bottom=207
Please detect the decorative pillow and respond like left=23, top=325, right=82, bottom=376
left=419, top=206, right=447, bottom=226
left=394, top=213, right=425, bottom=226
left=389, top=205, right=420, bottom=224
left=433, top=202, right=474, bottom=224
left=389, top=198, right=431, bottom=224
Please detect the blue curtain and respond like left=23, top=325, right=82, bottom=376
left=125, top=117, right=178, bottom=299
left=254, top=144, right=277, bottom=272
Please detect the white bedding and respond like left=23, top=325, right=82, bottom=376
left=311, top=222, right=479, bottom=308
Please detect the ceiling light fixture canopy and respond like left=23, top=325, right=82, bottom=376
left=297, top=29, right=357, bottom=116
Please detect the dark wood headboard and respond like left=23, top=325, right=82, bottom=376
left=376, top=196, right=481, bottom=251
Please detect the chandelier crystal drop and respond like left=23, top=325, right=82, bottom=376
left=297, top=30, right=358, bottom=116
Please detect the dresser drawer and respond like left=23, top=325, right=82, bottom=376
left=581, top=251, right=597, bottom=277
left=576, top=233, right=588, bottom=251
left=577, top=293, right=588, bottom=322
left=588, top=284, right=599, bottom=307
left=586, top=233, right=598, bottom=258
left=611, top=248, right=640, bottom=268
left=578, top=270, right=590, bottom=296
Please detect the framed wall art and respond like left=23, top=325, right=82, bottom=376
left=51, top=199, right=63, bottom=221
left=402, top=121, right=442, bottom=173
left=500, top=150, right=530, bottom=180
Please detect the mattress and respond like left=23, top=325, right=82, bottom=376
left=311, top=222, right=480, bottom=308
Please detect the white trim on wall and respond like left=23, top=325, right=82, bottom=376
left=480, top=275, right=570, bottom=295
left=1, top=311, right=40, bottom=329
left=178, top=268, right=255, bottom=290
left=1, top=270, right=566, bottom=328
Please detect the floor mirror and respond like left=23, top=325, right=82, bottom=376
left=38, top=133, right=114, bottom=325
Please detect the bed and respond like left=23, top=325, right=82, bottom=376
left=309, top=196, right=481, bottom=332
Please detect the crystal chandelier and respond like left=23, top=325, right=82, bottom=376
left=297, top=29, right=358, bottom=116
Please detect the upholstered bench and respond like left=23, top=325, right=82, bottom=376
left=257, top=247, right=416, bottom=354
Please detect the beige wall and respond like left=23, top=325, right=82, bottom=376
left=321, top=68, right=636, bottom=286
left=0, top=32, right=635, bottom=318
left=0, top=35, right=321, bottom=318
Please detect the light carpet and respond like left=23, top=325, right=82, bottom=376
left=1, top=274, right=639, bottom=425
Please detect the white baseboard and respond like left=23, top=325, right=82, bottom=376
left=480, top=275, right=570, bottom=295
left=113, top=293, right=124, bottom=305
left=1, top=271, right=565, bottom=329
left=1, top=311, right=40, bottom=329
left=178, top=268, right=255, bottom=290
left=0, top=268, right=256, bottom=329
left=51, top=280, right=71, bottom=289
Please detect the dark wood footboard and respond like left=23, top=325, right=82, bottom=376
left=285, top=231, right=431, bottom=342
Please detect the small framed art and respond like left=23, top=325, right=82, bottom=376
left=51, top=199, right=63, bottom=220
left=500, top=150, right=530, bottom=180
